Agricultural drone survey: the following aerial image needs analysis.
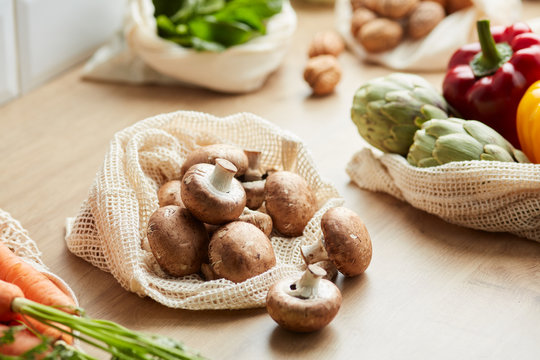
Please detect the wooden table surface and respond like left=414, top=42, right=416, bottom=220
left=1, top=1, right=539, bottom=359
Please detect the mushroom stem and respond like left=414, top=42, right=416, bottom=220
left=301, top=240, right=329, bottom=264
left=244, top=149, right=263, bottom=182
left=210, top=159, right=237, bottom=192
left=281, top=138, right=299, bottom=172
left=288, top=264, right=327, bottom=299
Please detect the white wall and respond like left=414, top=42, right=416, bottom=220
left=0, top=0, right=18, bottom=106
left=0, top=0, right=126, bottom=105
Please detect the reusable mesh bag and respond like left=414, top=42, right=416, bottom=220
left=65, top=111, right=343, bottom=310
left=0, top=209, right=78, bottom=305
left=335, top=0, right=521, bottom=71
left=347, top=147, right=540, bottom=243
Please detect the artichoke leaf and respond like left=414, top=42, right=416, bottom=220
left=512, top=149, right=531, bottom=163
left=463, top=120, right=512, bottom=151
left=481, top=144, right=514, bottom=162
left=424, top=118, right=467, bottom=138
left=433, top=133, right=484, bottom=164
left=417, top=157, right=441, bottom=167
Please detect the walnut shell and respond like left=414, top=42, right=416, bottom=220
left=303, top=55, right=342, bottom=96
left=350, top=7, right=377, bottom=38
left=350, top=0, right=365, bottom=11
left=408, top=1, right=445, bottom=39
left=446, top=0, right=472, bottom=13
left=365, top=0, right=419, bottom=19
left=359, top=18, right=403, bottom=53
left=308, top=31, right=345, bottom=58
left=423, top=0, right=447, bottom=8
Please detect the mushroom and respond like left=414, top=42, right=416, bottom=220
left=181, top=159, right=247, bottom=225
left=241, top=149, right=266, bottom=210
left=237, top=208, right=273, bottom=237
left=200, top=263, right=221, bottom=281
left=157, top=180, right=183, bottom=207
left=264, top=171, right=317, bottom=237
left=180, top=144, right=249, bottom=178
left=209, top=221, right=276, bottom=283
left=146, top=205, right=209, bottom=277
left=266, top=264, right=342, bottom=332
left=314, top=260, right=338, bottom=281
left=301, top=207, right=372, bottom=277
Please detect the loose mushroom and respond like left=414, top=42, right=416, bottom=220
left=180, top=144, right=249, bottom=178
left=301, top=207, right=372, bottom=277
left=241, top=149, right=266, bottom=210
left=266, top=264, right=342, bottom=332
left=209, top=221, right=276, bottom=283
left=157, top=180, right=183, bottom=207
left=264, top=171, right=317, bottom=237
left=181, top=159, right=247, bottom=225
left=238, top=208, right=273, bottom=237
left=147, top=205, right=209, bottom=277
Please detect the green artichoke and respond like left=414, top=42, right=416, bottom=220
left=407, top=118, right=530, bottom=167
left=351, top=73, right=450, bottom=156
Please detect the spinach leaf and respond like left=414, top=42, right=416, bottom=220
left=152, top=0, right=283, bottom=51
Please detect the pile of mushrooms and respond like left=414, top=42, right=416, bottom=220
left=266, top=205, right=373, bottom=332
left=146, top=142, right=319, bottom=283
left=146, top=141, right=374, bottom=333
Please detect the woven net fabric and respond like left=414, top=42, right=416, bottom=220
left=0, top=208, right=78, bottom=304
left=347, top=147, right=540, bottom=243
left=65, top=111, right=343, bottom=310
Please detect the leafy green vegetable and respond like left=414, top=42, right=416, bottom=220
left=153, top=0, right=283, bottom=51
left=10, top=297, right=206, bottom=360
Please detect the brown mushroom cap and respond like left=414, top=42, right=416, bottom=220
left=147, top=205, right=209, bottom=277
left=321, top=207, right=372, bottom=276
left=242, top=179, right=265, bottom=210
left=266, top=265, right=342, bottom=332
left=180, top=144, right=249, bottom=178
left=264, top=171, right=318, bottom=237
left=181, top=159, right=247, bottom=225
left=157, top=180, right=183, bottom=207
left=238, top=208, right=273, bottom=237
left=209, top=221, right=276, bottom=283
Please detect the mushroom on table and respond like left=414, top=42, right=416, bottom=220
left=266, top=264, right=342, bottom=332
left=302, top=206, right=372, bottom=277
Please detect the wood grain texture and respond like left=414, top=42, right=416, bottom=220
left=0, top=1, right=539, bottom=359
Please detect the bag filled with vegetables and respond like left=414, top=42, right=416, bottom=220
left=84, top=0, right=296, bottom=93
left=0, top=208, right=205, bottom=359
left=347, top=72, right=540, bottom=243
left=65, top=111, right=343, bottom=310
left=335, top=0, right=521, bottom=71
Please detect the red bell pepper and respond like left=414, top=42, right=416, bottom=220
left=442, top=20, right=540, bottom=148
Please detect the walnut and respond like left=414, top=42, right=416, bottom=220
left=422, top=0, right=447, bottom=8
left=408, top=1, right=445, bottom=39
left=303, top=55, right=342, bottom=96
left=359, top=18, right=403, bottom=53
left=308, top=31, right=345, bottom=58
left=350, top=0, right=365, bottom=11
left=350, top=7, right=377, bottom=38
left=446, top=0, right=472, bottom=14
left=364, top=0, right=419, bottom=19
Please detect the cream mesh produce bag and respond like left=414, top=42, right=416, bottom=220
left=347, top=147, right=540, bottom=243
left=335, top=0, right=521, bottom=71
left=65, top=111, right=343, bottom=310
left=0, top=209, right=78, bottom=305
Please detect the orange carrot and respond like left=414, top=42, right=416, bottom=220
left=0, top=280, right=23, bottom=322
left=0, top=324, right=47, bottom=356
left=0, top=280, right=71, bottom=344
left=0, top=242, right=75, bottom=310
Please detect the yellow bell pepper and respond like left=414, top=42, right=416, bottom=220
left=516, top=80, right=540, bottom=163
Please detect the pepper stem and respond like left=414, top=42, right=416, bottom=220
left=470, top=20, right=513, bottom=78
